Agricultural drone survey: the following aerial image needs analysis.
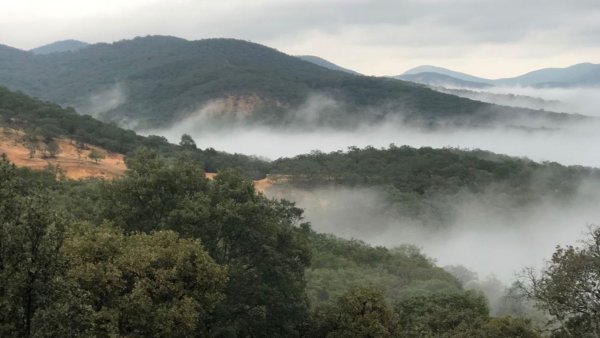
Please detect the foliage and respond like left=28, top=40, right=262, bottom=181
left=306, top=233, right=459, bottom=306
left=179, top=133, right=197, bottom=150
left=0, top=151, right=547, bottom=337
left=272, top=145, right=600, bottom=224
left=87, top=148, right=105, bottom=164
left=393, top=289, right=489, bottom=337
left=526, top=226, right=600, bottom=337
left=0, top=155, right=90, bottom=338
left=95, top=149, right=312, bottom=337
left=0, top=86, right=270, bottom=178
left=62, top=224, right=227, bottom=337
left=0, top=36, right=577, bottom=129
left=310, top=286, right=397, bottom=338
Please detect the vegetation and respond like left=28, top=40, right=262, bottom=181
left=0, top=36, right=579, bottom=129
left=87, top=148, right=105, bottom=164
left=0, top=151, right=548, bottom=337
left=0, top=86, right=269, bottom=178
left=526, top=226, right=600, bottom=337
left=272, top=145, right=600, bottom=224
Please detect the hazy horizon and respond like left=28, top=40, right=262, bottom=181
left=3, top=0, right=600, bottom=78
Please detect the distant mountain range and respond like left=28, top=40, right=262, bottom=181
left=296, top=55, right=361, bottom=75
left=0, top=36, right=583, bottom=129
left=396, top=63, right=600, bottom=88
left=30, top=39, right=89, bottom=54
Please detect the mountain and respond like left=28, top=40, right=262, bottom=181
left=399, top=72, right=491, bottom=89
left=30, top=39, right=89, bottom=54
left=0, top=86, right=269, bottom=177
left=296, top=55, right=361, bottom=75
left=400, top=65, right=492, bottom=84
left=0, top=36, right=582, bottom=129
left=398, top=63, right=600, bottom=88
left=495, top=63, right=600, bottom=87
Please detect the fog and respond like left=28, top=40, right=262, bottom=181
left=142, top=90, right=600, bottom=283
left=75, top=83, right=126, bottom=117
left=266, top=181, right=600, bottom=283
left=442, top=86, right=600, bottom=117
left=148, top=117, right=600, bottom=167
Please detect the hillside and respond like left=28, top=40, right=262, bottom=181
left=0, top=86, right=270, bottom=178
left=0, top=128, right=125, bottom=179
left=398, top=62, right=600, bottom=88
left=398, top=72, right=491, bottom=89
left=400, top=65, right=492, bottom=84
left=269, top=145, right=600, bottom=225
left=30, top=40, right=89, bottom=54
left=496, top=62, right=600, bottom=87
left=296, top=55, right=361, bottom=75
left=0, top=36, right=579, bottom=130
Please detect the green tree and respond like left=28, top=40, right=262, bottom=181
left=477, top=317, right=540, bottom=338
left=393, top=290, right=489, bottom=337
left=313, top=286, right=396, bottom=338
left=0, top=155, right=91, bottom=338
left=62, top=224, right=227, bottom=337
left=526, top=226, right=600, bottom=337
left=45, top=140, right=60, bottom=158
left=179, top=133, right=197, bottom=150
left=88, top=149, right=105, bottom=164
left=99, top=150, right=312, bottom=337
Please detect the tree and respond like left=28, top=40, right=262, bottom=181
left=99, top=150, right=312, bottom=336
left=45, top=140, right=60, bottom=158
left=526, top=226, right=600, bottom=337
left=393, top=290, right=489, bottom=337
left=179, top=133, right=197, bottom=150
left=477, top=317, right=540, bottom=338
left=27, top=142, right=36, bottom=159
left=88, top=149, right=105, bottom=164
left=313, top=286, right=397, bottom=338
left=0, top=155, right=91, bottom=337
left=62, top=225, right=227, bottom=337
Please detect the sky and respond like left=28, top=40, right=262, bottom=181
left=1, top=0, right=599, bottom=77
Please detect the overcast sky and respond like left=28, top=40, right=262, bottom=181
left=1, top=0, right=599, bottom=78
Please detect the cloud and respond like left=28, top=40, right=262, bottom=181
left=2, top=0, right=600, bottom=77
left=266, top=181, right=600, bottom=283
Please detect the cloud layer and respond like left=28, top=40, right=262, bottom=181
left=2, top=0, right=600, bottom=77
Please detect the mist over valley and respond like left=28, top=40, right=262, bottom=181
left=2, top=2, right=600, bottom=334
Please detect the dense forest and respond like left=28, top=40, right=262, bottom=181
left=0, top=36, right=582, bottom=129
left=271, top=146, right=600, bottom=225
left=1, top=150, right=548, bottom=337
left=1, top=82, right=598, bottom=336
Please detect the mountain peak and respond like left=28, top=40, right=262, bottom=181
left=30, top=39, right=89, bottom=54
left=296, top=55, right=361, bottom=75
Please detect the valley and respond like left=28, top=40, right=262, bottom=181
left=0, top=15, right=599, bottom=334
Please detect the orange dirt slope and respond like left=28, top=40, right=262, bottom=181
left=0, top=128, right=126, bottom=179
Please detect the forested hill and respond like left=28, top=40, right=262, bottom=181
left=0, top=148, right=541, bottom=337
left=0, top=36, right=580, bottom=129
left=0, top=86, right=269, bottom=177
left=271, top=145, right=600, bottom=204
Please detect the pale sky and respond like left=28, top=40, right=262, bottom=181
left=1, top=0, right=599, bottom=78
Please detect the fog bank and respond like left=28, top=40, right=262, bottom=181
left=266, top=183, right=600, bottom=283
left=148, top=120, right=600, bottom=167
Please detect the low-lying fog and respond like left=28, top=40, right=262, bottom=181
left=149, top=119, right=600, bottom=167
left=267, top=182, right=600, bottom=284
left=142, top=89, right=600, bottom=286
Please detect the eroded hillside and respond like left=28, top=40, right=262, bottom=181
left=0, top=128, right=126, bottom=179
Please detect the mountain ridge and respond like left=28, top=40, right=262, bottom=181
left=0, top=35, right=585, bottom=130
left=30, top=39, right=89, bottom=54
left=397, top=62, right=600, bottom=88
